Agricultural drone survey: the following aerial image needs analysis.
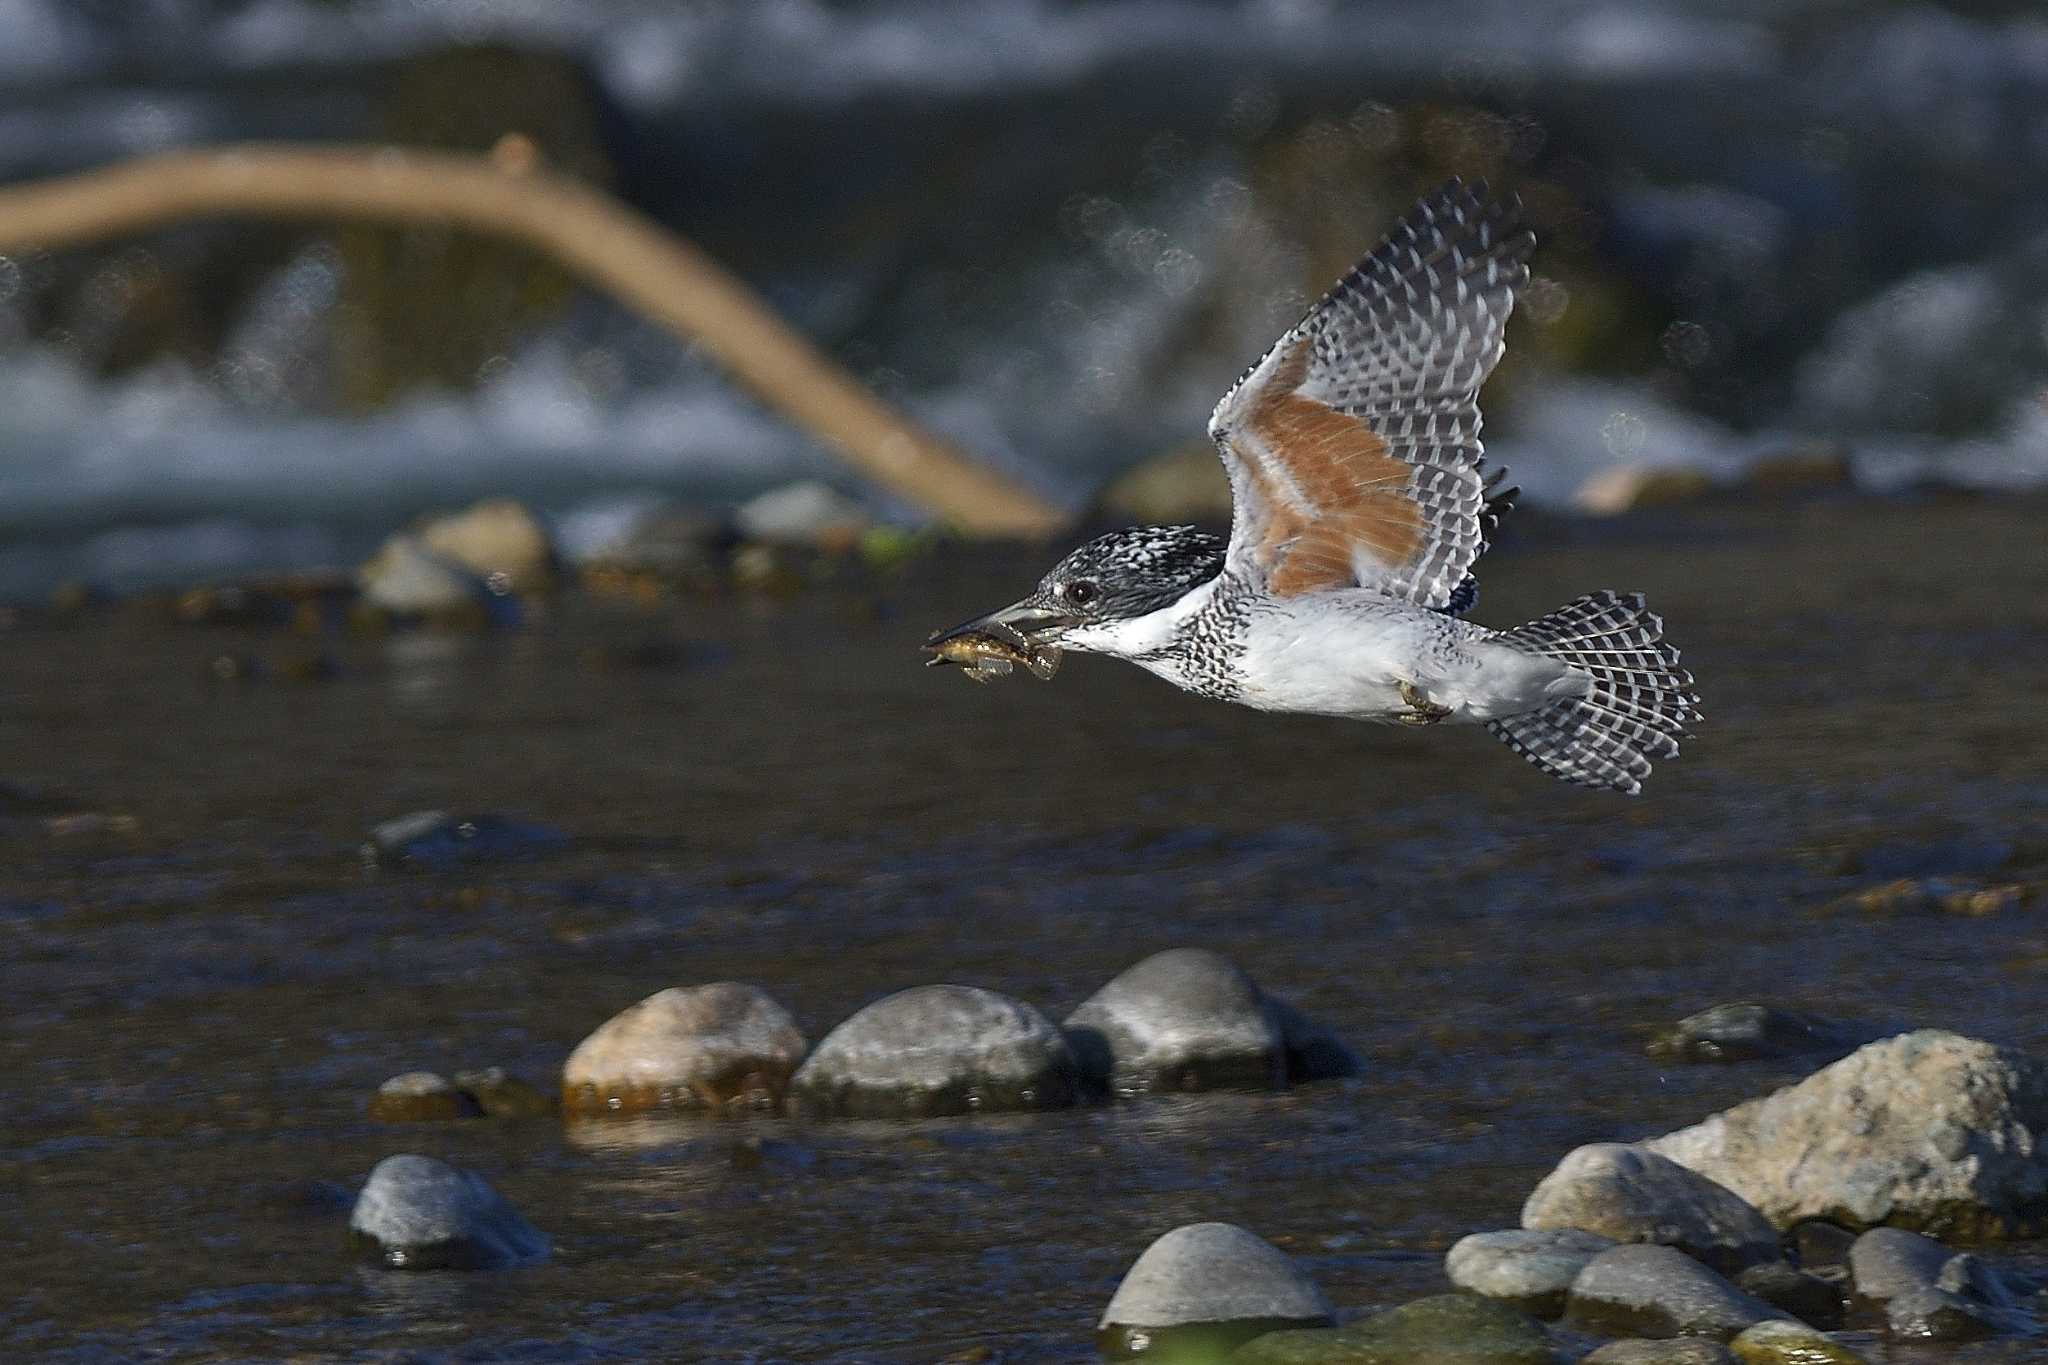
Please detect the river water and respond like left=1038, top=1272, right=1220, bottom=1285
left=5, top=493, right=2048, bottom=1360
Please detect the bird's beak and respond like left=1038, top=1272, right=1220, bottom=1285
left=925, top=599, right=1079, bottom=649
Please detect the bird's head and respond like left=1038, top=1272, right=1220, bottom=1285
left=930, top=524, right=1227, bottom=661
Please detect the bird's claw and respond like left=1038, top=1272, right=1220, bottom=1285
left=1398, top=680, right=1451, bottom=726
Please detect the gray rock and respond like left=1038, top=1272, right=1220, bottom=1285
left=1445, top=1227, right=1617, bottom=1318
left=1847, top=1227, right=2019, bottom=1341
left=1646, top=1004, right=1854, bottom=1065
left=791, top=984, right=1077, bottom=1118
left=1098, top=1222, right=1331, bottom=1360
left=734, top=480, right=870, bottom=546
left=357, top=535, right=489, bottom=614
left=1064, top=948, right=1286, bottom=1096
left=1523, top=1143, right=1781, bottom=1273
left=1583, top=1341, right=1735, bottom=1365
left=1230, top=1293, right=1555, bottom=1364
left=1787, top=1221, right=1857, bottom=1269
left=1568, top=1244, right=1792, bottom=1341
left=1646, top=1030, right=2048, bottom=1237
left=1734, top=1260, right=1843, bottom=1329
left=562, top=983, right=807, bottom=1116
left=367, top=1071, right=480, bottom=1122
left=1726, top=1320, right=1871, bottom=1363
left=348, top=1154, right=548, bottom=1270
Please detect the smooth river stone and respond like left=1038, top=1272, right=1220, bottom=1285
left=1523, top=1143, right=1781, bottom=1274
left=790, top=984, right=1076, bottom=1119
left=348, top=1154, right=548, bottom=1270
left=1097, top=1221, right=1332, bottom=1360
left=1231, top=1293, right=1556, bottom=1364
left=367, top=1071, right=480, bottom=1122
left=563, top=982, right=807, bottom=1116
left=1727, top=1320, right=1873, bottom=1364
left=1646, top=1030, right=2048, bottom=1238
left=1846, top=1227, right=2016, bottom=1341
left=1446, top=1227, right=1618, bottom=1318
left=1568, top=1244, right=1792, bottom=1341
left=1064, top=948, right=1286, bottom=1096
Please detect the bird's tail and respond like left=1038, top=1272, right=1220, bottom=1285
left=1487, top=591, right=1700, bottom=795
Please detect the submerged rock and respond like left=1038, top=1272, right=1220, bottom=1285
left=347, top=1154, right=548, bottom=1270
left=452, top=1067, right=555, bottom=1118
left=1646, top=1004, right=1855, bottom=1065
left=1522, top=1143, right=1781, bottom=1273
left=1583, top=1341, right=1735, bottom=1364
left=1847, top=1227, right=2023, bottom=1341
left=1230, top=1293, right=1555, bottom=1364
left=367, top=1071, right=481, bottom=1123
left=1262, top=993, right=1364, bottom=1084
left=1727, top=1321, right=1870, bottom=1364
left=790, top=985, right=1077, bottom=1119
left=1097, top=1222, right=1332, bottom=1360
left=1568, top=1244, right=1791, bottom=1341
left=1064, top=949, right=1287, bottom=1096
left=361, top=810, right=568, bottom=872
left=562, top=983, right=807, bottom=1116
left=1733, top=1261, right=1843, bottom=1329
left=1646, top=1030, right=2048, bottom=1237
left=1446, top=1227, right=1617, bottom=1318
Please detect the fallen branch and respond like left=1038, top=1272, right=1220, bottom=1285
left=0, top=143, right=1066, bottom=537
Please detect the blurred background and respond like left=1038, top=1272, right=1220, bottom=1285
left=2, top=0, right=2045, bottom=598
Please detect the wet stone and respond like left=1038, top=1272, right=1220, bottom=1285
left=1583, top=1341, right=1736, bottom=1365
left=1063, top=948, right=1287, bottom=1097
left=1647, top=1030, right=2048, bottom=1236
left=1568, top=1244, right=1792, bottom=1342
left=1445, top=1227, right=1617, bottom=1318
left=562, top=983, right=807, bottom=1117
left=791, top=984, right=1077, bottom=1119
left=1229, top=1293, right=1555, bottom=1364
left=1787, top=1222, right=1856, bottom=1270
left=1523, top=1143, right=1781, bottom=1274
left=1262, top=993, right=1363, bottom=1084
left=1097, top=1221, right=1332, bottom=1360
left=362, top=810, right=568, bottom=872
left=1735, top=1261, right=1843, bottom=1329
left=367, top=1071, right=481, bottom=1122
left=452, top=1067, right=555, bottom=1118
left=347, top=1154, right=548, bottom=1270
left=1646, top=1004, right=1854, bottom=1065
left=1847, top=1227, right=2021, bottom=1341
left=1727, top=1320, right=1871, bottom=1364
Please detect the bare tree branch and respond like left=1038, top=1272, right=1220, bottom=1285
left=0, top=143, right=1068, bottom=537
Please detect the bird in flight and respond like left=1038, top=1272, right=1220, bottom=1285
left=928, top=180, right=1698, bottom=793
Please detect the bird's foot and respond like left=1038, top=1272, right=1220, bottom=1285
left=1397, top=680, right=1452, bottom=726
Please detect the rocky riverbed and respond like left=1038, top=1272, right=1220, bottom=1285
left=4, top=492, right=2048, bottom=1360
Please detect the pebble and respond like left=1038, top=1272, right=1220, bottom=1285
left=1727, top=1320, right=1871, bottom=1363
left=1647, top=1030, right=2048, bottom=1237
left=1583, top=1341, right=1736, bottom=1365
left=1445, top=1227, right=1617, bottom=1318
left=1096, top=1222, right=1332, bottom=1360
left=347, top=1154, right=548, bottom=1270
left=1646, top=1004, right=1854, bottom=1065
left=790, top=984, right=1078, bottom=1119
left=367, top=1071, right=481, bottom=1122
left=1568, top=1244, right=1792, bottom=1341
left=1522, top=1143, right=1781, bottom=1273
left=1230, top=1293, right=1554, bottom=1364
left=1063, top=948, right=1286, bottom=1096
left=562, top=983, right=808, bottom=1116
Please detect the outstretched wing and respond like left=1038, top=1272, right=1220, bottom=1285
left=1206, top=179, right=1532, bottom=607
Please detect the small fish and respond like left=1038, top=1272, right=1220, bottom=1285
left=922, top=622, right=1061, bottom=684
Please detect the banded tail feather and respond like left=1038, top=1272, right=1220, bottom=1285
left=1488, top=591, right=1700, bottom=795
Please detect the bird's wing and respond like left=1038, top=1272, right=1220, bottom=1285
left=1206, top=179, right=1533, bottom=607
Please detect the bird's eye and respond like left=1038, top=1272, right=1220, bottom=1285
left=1064, top=580, right=1099, bottom=607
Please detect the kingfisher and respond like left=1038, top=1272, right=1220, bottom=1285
left=928, top=180, right=1699, bottom=794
